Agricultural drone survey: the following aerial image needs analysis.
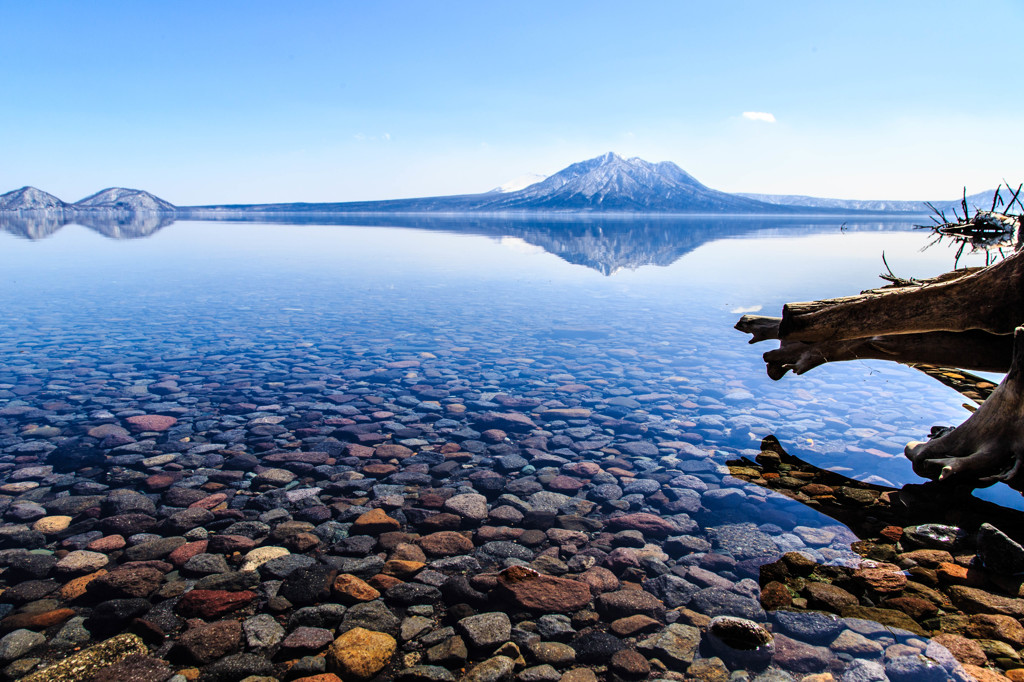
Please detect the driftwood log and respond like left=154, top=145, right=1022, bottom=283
left=737, top=216, right=1024, bottom=493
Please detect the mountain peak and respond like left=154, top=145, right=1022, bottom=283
left=0, top=186, right=65, bottom=210
left=476, top=152, right=763, bottom=212
left=74, top=188, right=175, bottom=212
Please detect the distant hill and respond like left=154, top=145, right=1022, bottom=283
left=0, top=186, right=66, bottom=210
left=737, top=189, right=1001, bottom=215
left=74, top=188, right=175, bottom=212
left=0, top=186, right=176, bottom=213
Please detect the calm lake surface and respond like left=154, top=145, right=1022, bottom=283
left=0, top=215, right=1011, bottom=680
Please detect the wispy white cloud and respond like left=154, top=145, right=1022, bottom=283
left=742, top=111, right=776, bottom=123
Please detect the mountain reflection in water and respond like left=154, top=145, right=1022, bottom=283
left=0, top=211, right=175, bottom=241
left=1, top=212, right=890, bottom=276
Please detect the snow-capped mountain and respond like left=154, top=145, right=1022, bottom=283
left=476, top=152, right=778, bottom=212
left=0, top=186, right=66, bottom=210
left=74, top=188, right=175, bottom=212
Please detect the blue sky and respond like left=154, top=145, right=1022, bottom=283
left=1, top=1, right=1021, bottom=204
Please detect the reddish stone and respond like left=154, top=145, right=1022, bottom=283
left=853, top=563, right=907, bottom=594
left=803, top=582, right=858, bottom=610
left=760, top=581, right=793, bottom=610
left=963, top=664, right=1015, bottom=682
left=607, top=513, right=679, bottom=537
left=480, top=429, right=507, bottom=443
left=417, top=513, right=462, bottom=531
left=564, top=462, right=601, bottom=477
left=367, top=574, right=403, bottom=591
left=333, top=574, right=380, bottom=603
left=898, top=549, right=954, bottom=567
left=175, top=589, right=258, bottom=619
left=168, top=541, right=209, bottom=568
left=362, top=464, right=398, bottom=477
left=930, top=633, right=987, bottom=666
left=145, top=473, right=179, bottom=491
left=967, top=613, right=1024, bottom=646
left=579, top=566, right=620, bottom=594
left=476, top=526, right=523, bottom=542
left=477, top=411, right=537, bottom=431
left=374, top=443, right=415, bottom=460
left=610, top=615, right=662, bottom=637
left=60, top=570, right=107, bottom=601
left=1, top=608, right=75, bottom=631
left=125, top=415, right=178, bottom=432
left=496, top=566, right=592, bottom=612
left=418, top=531, right=474, bottom=557
left=881, top=596, right=938, bottom=620
left=87, top=535, right=126, bottom=553
left=189, top=493, right=228, bottom=510
left=548, top=475, right=585, bottom=493
left=346, top=444, right=375, bottom=458
left=879, top=525, right=903, bottom=543
left=351, top=508, right=401, bottom=535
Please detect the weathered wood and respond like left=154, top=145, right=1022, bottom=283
left=734, top=315, right=781, bottom=342
left=778, top=247, right=1024, bottom=342
left=762, top=330, right=1014, bottom=380
left=906, top=325, right=1024, bottom=490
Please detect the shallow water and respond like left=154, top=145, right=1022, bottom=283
left=1, top=217, right=998, bottom=500
left=0, top=215, right=1015, bottom=679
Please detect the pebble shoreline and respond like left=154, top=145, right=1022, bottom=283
left=0, top=343, right=1022, bottom=682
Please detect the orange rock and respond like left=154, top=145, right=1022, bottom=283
left=931, top=633, right=987, bottom=666
left=368, top=574, right=403, bottom=591
left=145, top=473, right=178, bottom=491
left=189, top=493, right=228, bottom=510
left=853, top=563, right=908, bottom=594
left=86, top=535, right=126, bottom=553
left=417, top=531, right=473, bottom=557
left=496, top=566, right=592, bottom=612
left=1, top=608, right=75, bottom=631
left=59, top=570, right=108, bottom=601
left=382, top=560, right=424, bottom=578
left=963, top=664, right=1013, bottom=682
left=362, top=464, right=398, bottom=477
left=333, top=574, right=380, bottom=603
left=168, top=541, right=209, bottom=568
left=1004, top=669, right=1024, bottom=682
left=351, top=508, right=400, bottom=535
left=937, top=561, right=988, bottom=587
left=374, top=443, right=414, bottom=460
left=293, top=675, right=343, bottom=682
left=879, top=526, right=903, bottom=543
